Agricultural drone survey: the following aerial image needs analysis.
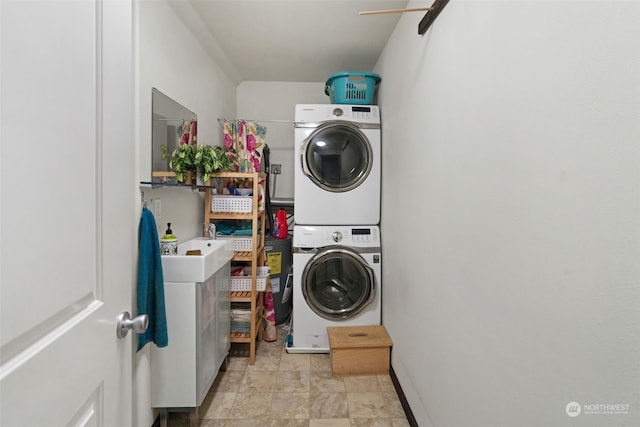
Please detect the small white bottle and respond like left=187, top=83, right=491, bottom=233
left=160, top=222, right=178, bottom=255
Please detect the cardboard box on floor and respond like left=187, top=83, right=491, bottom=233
left=328, top=325, right=392, bottom=376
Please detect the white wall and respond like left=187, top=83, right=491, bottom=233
left=375, top=1, right=640, bottom=426
left=136, top=0, right=237, bottom=240
left=134, top=1, right=237, bottom=425
left=236, top=81, right=326, bottom=199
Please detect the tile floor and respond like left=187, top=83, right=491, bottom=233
left=166, top=326, right=411, bottom=426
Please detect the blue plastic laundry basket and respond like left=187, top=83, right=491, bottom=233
left=324, top=71, right=381, bottom=105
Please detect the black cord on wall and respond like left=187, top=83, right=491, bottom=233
left=262, top=144, right=274, bottom=234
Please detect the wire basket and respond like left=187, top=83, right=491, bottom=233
left=211, top=195, right=253, bottom=213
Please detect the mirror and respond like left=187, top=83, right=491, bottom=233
left=151, top=88, right=197, bottom=184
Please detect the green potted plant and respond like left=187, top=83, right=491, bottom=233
left=195, top=145, right=234, bottom=184
left=162, top=143, right=198, bottom=184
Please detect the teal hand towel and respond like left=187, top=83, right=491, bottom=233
left=137, top=207, right=168, bottom=351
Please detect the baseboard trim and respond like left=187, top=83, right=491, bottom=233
left=390, top=364, right=419, bottom=427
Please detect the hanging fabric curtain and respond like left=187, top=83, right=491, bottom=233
left=223, top=120, right=266, bottom=172
left=177, top=120, right=197, bottom=145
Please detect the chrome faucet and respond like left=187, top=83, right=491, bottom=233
left=206, top=222, right=216, bottom=240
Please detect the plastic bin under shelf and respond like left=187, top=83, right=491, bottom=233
left=230, top=266, right=270, bottom=292
left=217, top=234, right=261, bottom=252
left=211, top=195, right=253, bottom=213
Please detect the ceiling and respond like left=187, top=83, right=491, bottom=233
left=176, top=0, right=411, bottom=83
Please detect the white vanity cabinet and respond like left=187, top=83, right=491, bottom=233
left=150, top=262, right=230, bottom=408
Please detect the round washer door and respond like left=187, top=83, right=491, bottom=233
left=301, top=247, right=376, bottom=320
left=301, top=122, right=373, bottom=192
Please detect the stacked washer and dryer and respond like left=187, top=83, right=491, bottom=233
left=289, top=104, right=382, bottom=353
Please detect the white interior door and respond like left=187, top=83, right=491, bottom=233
left=0, top=1, right=134, bottom=425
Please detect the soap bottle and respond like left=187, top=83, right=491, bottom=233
left=273, top=209, right=288, bottom=239
left=160, top=222, right=178, bottom=255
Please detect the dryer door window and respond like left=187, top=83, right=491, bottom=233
left=302, top=247, right=376, bottom=320
left=302, top=122, right=373, bottom=193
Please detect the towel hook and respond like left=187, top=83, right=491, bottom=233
left=141, top=191, right=147, bottom=209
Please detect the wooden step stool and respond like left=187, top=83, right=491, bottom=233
left=327, top=325, right=392, bottom=376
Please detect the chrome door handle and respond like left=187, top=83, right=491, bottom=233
left=116, top=311, right=149, bottom=339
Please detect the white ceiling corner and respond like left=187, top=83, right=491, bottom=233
left=183, top=0, right=412, bottom=83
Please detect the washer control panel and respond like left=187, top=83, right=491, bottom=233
left=294, top=225, right=380, bottom=248
left=326, top=227, right=379, bottom=245
left=350, top=227, right=379, bottom=243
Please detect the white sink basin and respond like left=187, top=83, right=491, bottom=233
left=161, top=237, right=234, bottom=283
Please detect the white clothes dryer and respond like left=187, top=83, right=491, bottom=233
left=289, top=225, right=381, bottom=353
left=294, top=104, right=380, bottom=225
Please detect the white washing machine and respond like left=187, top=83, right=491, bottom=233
left=289, top=225, right=381, bottom=353
left=294, top=104, right=381, bottom=225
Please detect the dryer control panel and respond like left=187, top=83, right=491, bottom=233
left=295, top=104, right=380, bottom=125
left=348, top=106, right=379, bottom=121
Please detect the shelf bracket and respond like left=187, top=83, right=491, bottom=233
left=418, top=0, right=449, bottom=35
